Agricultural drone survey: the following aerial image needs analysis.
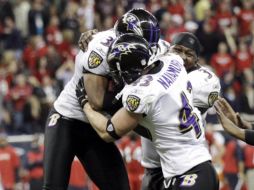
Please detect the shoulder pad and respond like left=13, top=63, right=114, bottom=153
left=122, top=85, right=156, bottom=114
left=83, top=30, right=116, bottom=75
left=188, top=67, right=221, bottom=108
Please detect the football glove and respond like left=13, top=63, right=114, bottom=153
left=76, top=77, right=88, bottom=109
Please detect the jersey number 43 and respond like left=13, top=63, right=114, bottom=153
left=178, top=92, right=201, bottom=138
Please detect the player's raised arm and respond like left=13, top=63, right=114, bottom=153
left=214, top=97, right=254, bottom=145
left=216, top=97, right=253, bottom=129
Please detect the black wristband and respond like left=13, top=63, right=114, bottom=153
left=245, top=129, right=254, bottom=146
left=81, top=99, right=88, bottom=108
left=252, top=123, right=254, bottom=130
left=106, top=119, right=121, bottom=140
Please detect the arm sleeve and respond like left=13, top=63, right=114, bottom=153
left=245, top=129, right=254, bottom=146
left=252, top=123, right=254, bottom=130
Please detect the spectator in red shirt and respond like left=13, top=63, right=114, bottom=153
left=165, top=14, right=186, bottom=42
left=122, top=133, right=144, bottom=190
left=46, top=15, right=62, bottom=47
left=34, top=57, right=50, bottom=83
left=8, top=74, right=32, bottom=133
left=26, top=135, right=44, bottom=190
left=210, top=42, right=234, bottom=77
left=56, top=30, right=77, bottom=62
left=243, top=144, right=254, bottom=190
left=156, top=11, right=171, bottom=40
left=235, top=41, right=253, bottom=75
left=222, top=137, right=244, bottom=190
left=116, top=135, right=131, bottom=158
left=0, top=134, right=20, bottom=190
left=236, top=0, right=254, bottom=37
left=146, top=0, right=162, bottom=14
left=215, top=0, right=236, bottom=32
left=22, top=35, right=48, bottom=74
left=68, top=157, right=88, bottom=190
left=167, top=0, right=185, bottom=17
left=45, top=45, right=62, bottom=76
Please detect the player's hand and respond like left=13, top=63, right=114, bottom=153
left=215, top=97, right=239, bottom=125
left=214, top=101, right=235, bottom=130
left=215, top=97, right=252, bottom=129
left=76, top=77, right=88, bottom=109
left=78, top=29, right=98, bottom=52
left=214, top=100, right=244, bottom=140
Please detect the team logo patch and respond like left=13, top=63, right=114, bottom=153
left=208, top=92, right=219, bottom=107
left=126, top=95, right=140, bottom=112
left=180, top=174, right=198, bottom=187
left=88, top=51, right=103, bottom=69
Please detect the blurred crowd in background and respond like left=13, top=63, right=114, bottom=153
left=0, top=0, right=254, bottom=190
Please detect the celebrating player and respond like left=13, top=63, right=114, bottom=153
left=141, top=32, right=221, bottom=190
left=77, top=33, right=219, bottom=190
left=43, top=8, right=161, bottom=190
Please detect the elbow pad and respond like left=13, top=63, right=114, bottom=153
left=106, top=119, right=121, bottom=140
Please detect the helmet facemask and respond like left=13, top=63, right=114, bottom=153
left=107, top=34, right=151, bottom=85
